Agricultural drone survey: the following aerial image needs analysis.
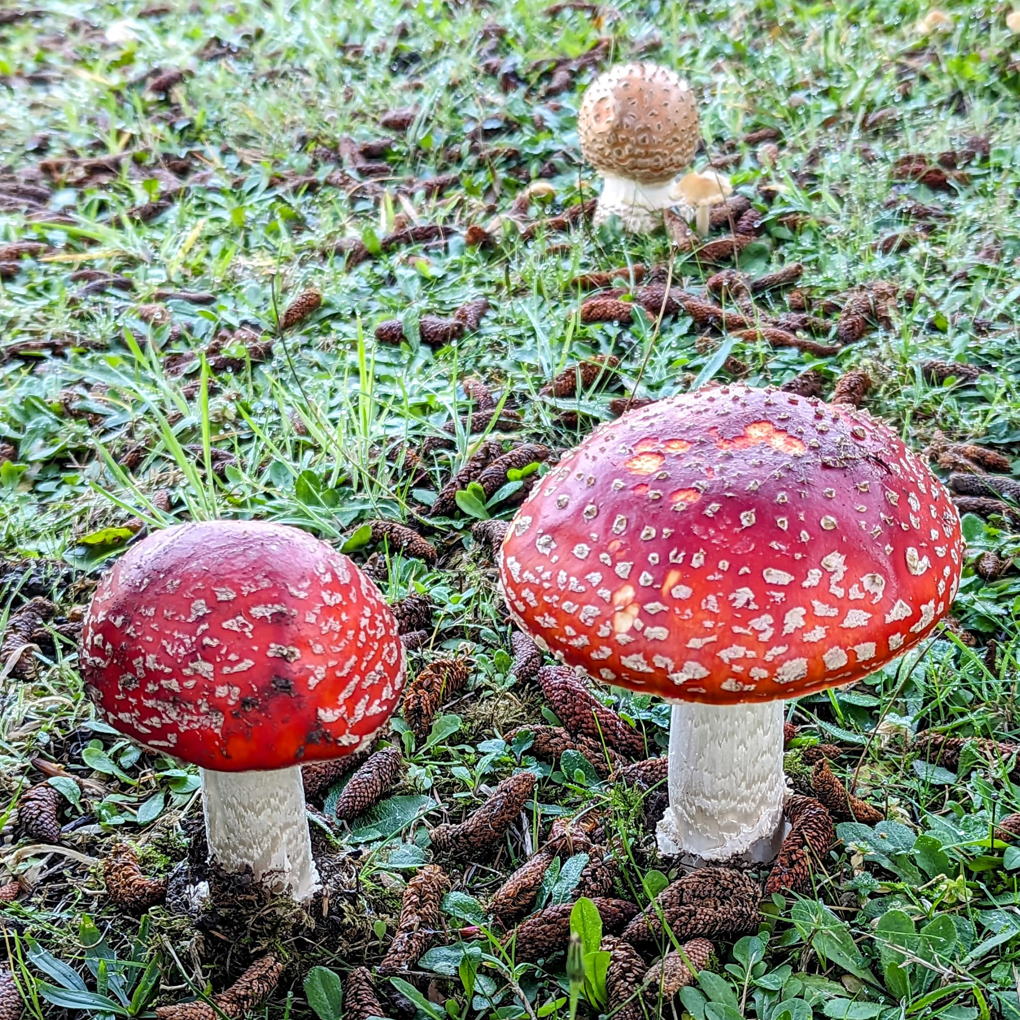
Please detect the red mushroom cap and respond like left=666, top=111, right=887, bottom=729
left=80, top=520, right=405, bottom=771
left=499, top=386, right=963, bottom=705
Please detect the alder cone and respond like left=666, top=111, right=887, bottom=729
left=375, top=319, right=406, bottom=345
left=621, top=868, right=761, bottom=948
left=419, top=315, right=466, bottom=348
left=471, top=519, right=509, bottom=548
left=751, top=263, right=804, bottom=294
left=0, top=882, right=19, bottom=903
left=608, top=396, right=654, bottom=417
left=735, top=327, right=839, bottom=356
left=279, top=289, right=322, bottom=330
left=950, top=472, right=1020, bottom=504
left=765, top=796, right=835, bottom=895
left=454, top=298, right=490, bottom=331
left=914, top=732, right=1020, bottom=777
left=783, top=721, right=798, bottom=745
left=489, top=852, right=553, bottom=924
left=20, top=783, right=61, bottom=842
left=503, top=898, right=639, bottom=962
left=0, top=241, right=48, bottom=260
left=579, top=296, right=634, bottom=324
left=155, top=954, right=285, bottom=1020
left=633, top=284, right=681, bottom=317
left=429, top=440, right=503, bottom=517
left=402, top=658, right=472, bottom=741
left=975, top=552, right=1009, bottom=580
left=544, top=812, right=601, bottom=856
left=389, top=593, right=435, bottom=634
left=693, top=234, right=755, bottom=262
left=576, top=844, right=617, bottom=897
left=105, top=842, right=168, bottom=910
left=335, top=747, right=404, bottom=821
left=831, top=369, right=871, bottom=407
left=302, top=750, right=368, bottom=798
left=921, top=360, right=985, bottom=384
left=0, top=968, right=20, bottom=1020
left=571, top=266, right=646, bottom=290
left=800, top=744, right=843, bottom=765
left=734, top=207, right=763, bottom=236
left=950, top=444, right=1011, bottom=473
left=994, top=814, right=1020, bottom=843
left=367, top=520, right=437, bottom=564
left=476, top=444, right=552, bottom=499
left=440, top=407, right=522, bottom=436
left=1, top=597, right=55, bottom=682
left=779, top=369, right=825, bottom=397
left=602, top=934, right=647, bottom=1020
left=540, top=356, right=620, bottom=398
left=401, top=629, right=429, bottom=651
left=810, top=760, right=884, bottom=824
left=613, top=757, right=668, bottom=788
left=343, top=967, right=390, bottom=1020
left=430, top=772, right=536, bottom=857
left=377, top=865, right=451, bottom=974
left=538, top=665, right=645, bottom=758
left=952, top=497, right=1020, bottom=529
left=644, top=938, right=714, bottom=997
left=510, top=631, right=542, bottom=684
left=461, top=375, right=495, bottom=409
left=679, top=295, right=751, bottom=329
left=708, top=196, right=752, bottom=228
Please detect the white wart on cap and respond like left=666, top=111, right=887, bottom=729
left=578, top=63, right=700, bottom=233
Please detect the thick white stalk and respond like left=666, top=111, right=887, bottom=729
left=201, top=766, right=320, bottom=902
left=594, top=175, right=677, bottom=233
left=656, top=700, right=787, bottom=862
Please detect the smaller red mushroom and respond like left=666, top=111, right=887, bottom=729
left=80, top=520, right=405, bottom=901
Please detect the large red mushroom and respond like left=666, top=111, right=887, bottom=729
left=80, top=520, right=405, bottom=900
left=499, top=386, right=963, bottom=861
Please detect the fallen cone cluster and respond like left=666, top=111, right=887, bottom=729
left=378, top=864, right=451, bottom=974
left=430, top=771, right=536, bottom=856
left=402, top=658, right=473, bottom=741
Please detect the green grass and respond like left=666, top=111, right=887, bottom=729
left=2, top=0, right=1020, bottom=1017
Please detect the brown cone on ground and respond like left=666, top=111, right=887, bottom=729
left=471, top=519, right=509, bottom=549
left=335, top=747, right=404, bottom=821
left=613, top=757, right=669, bottom=789
left=949, top=444, right=1011, bottom=473
left=19, top=783, right=62, bottom=842
left=377, top=865, right=451, bottom=974
left=430, top=772, right=536, bottom=856
left=809, top=760, right=884, bottom=824
left=642, top=938, right=714, bottom=1002
left=800, top=744, right=844, bottom=765
left=540, top=356, right=620, bottom=398
left=779, top=369, right=826, bottom=397
left=389, top=594, right=435, bottom=634
left=429, top=441, right=504, bottom=517
left=105, top=842, right=168, bottom=910
left=402, top=658, right=473, bottom=742
left=602, top=934, right=647, bottom=1020
left=831, top=369, right=872, bottom=407
left=489, top=852, right=553, bottom=924
left=764, top=795, right=835, bottom=895
left=950, top=472, right=1020, bottom=504
left=505, top=725, right=624, bottom=778
left=579, top=296, right=635, bottom=324
left=460, top=376, right=495, bottom=409
left=2, top=597, right=56, bottom=682
left=510, top=631, right=542, bottom=683
left=952, top=496, right=1020, bottom=528
left=914, top=731, right=1020, bottom=777
left=975, top=552, right=1010, bottom=580
left=734, top=327, right=839, bottom=356
left=783, top=721, right=798, bottom=745
left=0, top=882, right=19, bottom=903
left=921, top=360, right=984, bottom=384
left=476, top=445, right=552, bottom=499
left=0, top=968, right=21, bottom=1020
left=454, top=298, right=490, bottom=331
left=576, top=844, right=618, bottom=897
left=503, top=898, right=640, bottom=962
left=343, top=967, right=391, bottom=1020
left=366, top=520, right=437, bottom=565
left=279, top=289, right=322, bottom=330
left=621, top=868, right=761, bottom=948
left=538, top=666, right=645, bottom=758
left=571, top=267, right=647, bottom=290
left=994, top=814, right=1020, bottom=844
left=302, top=749, right=370, bottom=798
left=154, top=954, right=285, bottom=1020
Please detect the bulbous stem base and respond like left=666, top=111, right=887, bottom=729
left=594, top=175, right=677, bottom=233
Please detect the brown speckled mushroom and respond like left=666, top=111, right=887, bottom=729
left=499, top=386, right=963, bottom=861
left=578, top=63, right=700, bottom=233
left=80, top=520, right=405, bottom=901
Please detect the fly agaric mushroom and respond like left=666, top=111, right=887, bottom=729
left=578, top=63, right=700, bottom=233
left=673, top=170, right=733, bottom=236
left=499, top=387, right=962, bottom=861
left=80, top=520, right=405, bottom=901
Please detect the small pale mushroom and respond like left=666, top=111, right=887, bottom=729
left=578, top=63, right=700, bottom=233
left=80, top=520, right=406, bottom=902
left=1007, top=9, right=1020, bottom=31
left=498, top=386, right=963, bottom=863
left=915, top=10, right=953, bottom=33
left=672, top=170, right=733, bottom=236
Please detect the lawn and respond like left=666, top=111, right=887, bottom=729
left=2, top=0, right=1020, bottom=1018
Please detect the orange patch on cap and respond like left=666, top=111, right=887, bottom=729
left=612, top=602, right=640, bottom=634
left=714, top=421, right=807, bottom=457
left=612, top=584, right=636, bottom=607
left=670, top=488, right=702, bottom=505
left=662, top=569, right=683, bottom=596
left=625, top=452, right=665, bottom=475
left=664, top=439, right=693, bottom=453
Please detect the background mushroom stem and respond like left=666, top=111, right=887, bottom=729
left=201, top=766, right=320, bottom=902
left=595, top=175, right=677, bottom=233
left=656, top=700, right=787, bottom=862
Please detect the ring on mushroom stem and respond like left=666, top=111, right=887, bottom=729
left=498, top=386, right=963, bottom=863
left=79, top=520, right=405, bottom=902
left=578, top=63, right=700, bottom=234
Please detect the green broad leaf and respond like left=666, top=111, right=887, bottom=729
left=455, top=488, right=490, bottom=520
left=349, top=795, right=434, bottom=844
left=47, top=776, right=82, bottom=812
left=388, top=977, right=444, bottom=1020
left=361, top=225, right=382, bottom=256
left=424, top=714, right=462, bottom=750
left=485, top=480, right=523, bottom=507
left=37, top=981, right=129, bottom=1014
left=705, top=1004, right=745, bottom=1020
left=698, top=971, right=739, bottom=1008
left=875, top=909, right=916, bottom=999
left=506, top=462, right=540, bottom=482
left=823, top=1001, right=886, bottom=1019
left=135, top=791, right=165, bottom=826
left=1004, top=846, right=1020, bottom=870
left=773, top=1000, right=813, bottom=1020
left=27, top=939, right=88, bottom=990
left=912, top=835, right=953, bottom=879
left=642, top=869, right=669, bottom=900
left=791, top=900, right=877, bottom=986
left=583, top=949, right=610, bottom=1007
left=381, top=843, right=428, bottom=869
left=560, top=749, right=599, bottom=787
left=304, top=966, right=344, bottom=1020
left=680, top=986, right=709, bottom=1020
left=690, top=336, right=737, bottom=392
left=912, top=760, right=957, bottom=785
left=570, top=896, right=603, bottom=958
left=78, top=526, right=135, bottom=546
left=341, top=523, right=372, bottom=553
left=419, top=944, right=467, bottom=977
left=550, top=852, right=589, bottom=906
left=442, top=890, right=485, bottom=926
left=918, top=915, right=956, bottom=962
left=82, top=745, right=135, bottom=785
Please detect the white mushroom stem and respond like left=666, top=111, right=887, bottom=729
left=695, top=202, right=712, bottom=237
left=201, top=766, right=320, bottom=902
left=656, top=700, right=787, bottom=862
left=594, top=175, right=677, bottom=233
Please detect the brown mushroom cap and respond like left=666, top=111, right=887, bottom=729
left=578, top=63, right=700, bottom=183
